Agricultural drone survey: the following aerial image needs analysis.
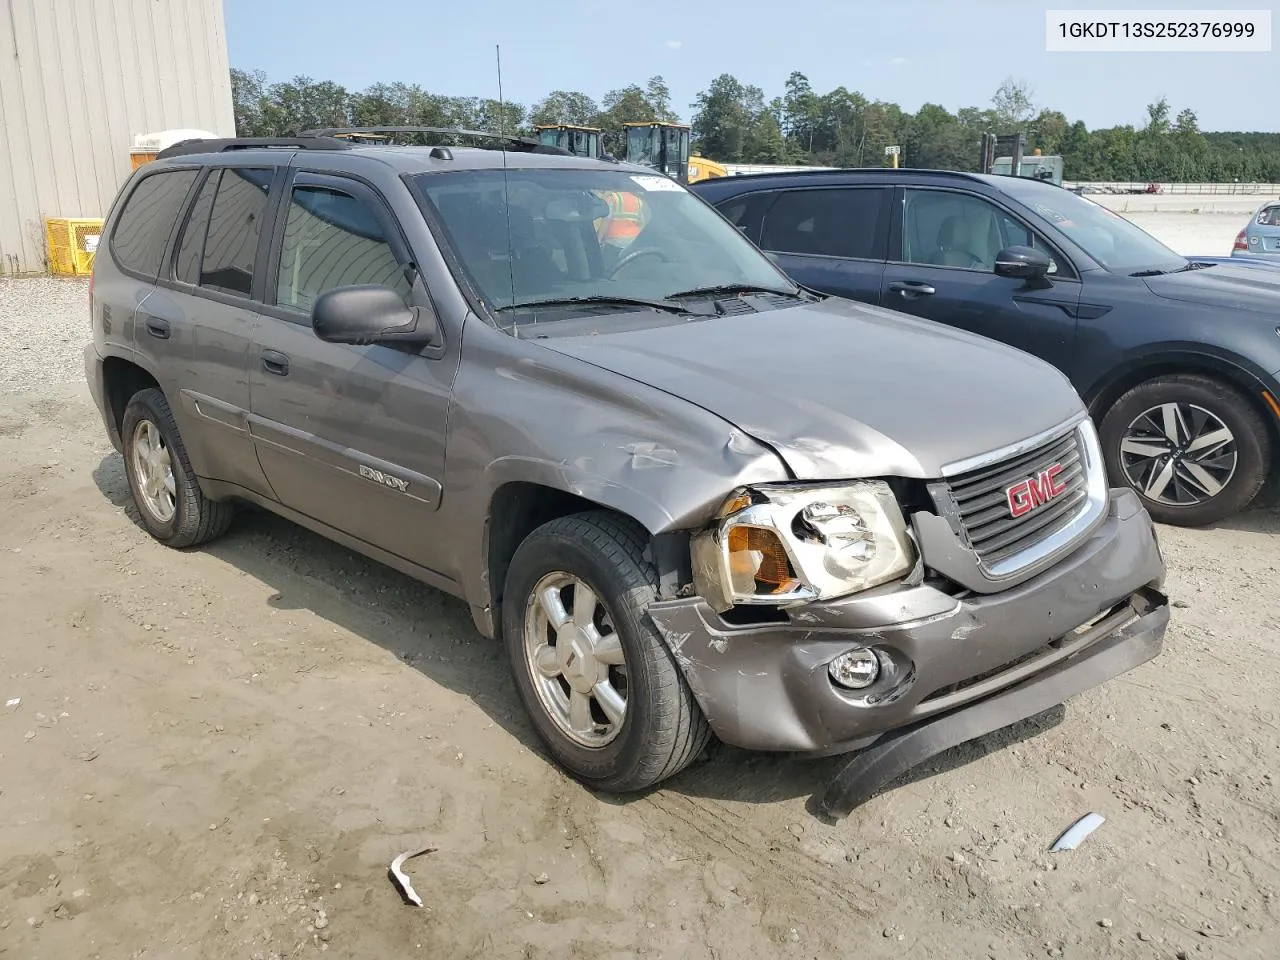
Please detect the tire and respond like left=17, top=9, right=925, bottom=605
left=502, top=510, right=711, bottom=793
left=120, top=387, right=235, bottom=548
left=1099, top=373, right=1271, bottom=527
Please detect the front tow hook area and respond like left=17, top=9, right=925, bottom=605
left=816, top=592, right=1169, bottom=820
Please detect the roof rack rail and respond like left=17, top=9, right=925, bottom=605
left=155, top=136, right=352, bottom=160
left=298, top=126, right=574, bottom=155
left=717, top=166, right=988, bottom=183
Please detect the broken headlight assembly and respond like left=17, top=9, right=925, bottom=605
left=690, top=481, right=917, bottom=613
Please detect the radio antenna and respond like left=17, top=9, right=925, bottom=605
left=496, top=44, right=506, bottom=139
left=496, top=43, right=518, bottom=334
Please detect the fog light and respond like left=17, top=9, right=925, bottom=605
left=828, top=648, right=881, bottom=689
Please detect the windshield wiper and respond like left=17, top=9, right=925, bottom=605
left=1129, top=268, right=1169, bottom=277
left=666, top=282, right=800, bottom=299
left=495, top=295, right=694, bottom=315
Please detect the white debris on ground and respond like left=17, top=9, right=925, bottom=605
left=0, top=276, right=91, bottom=393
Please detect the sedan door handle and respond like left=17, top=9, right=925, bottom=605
left=144, top=317, right=171, bottom=339
left=887, top=281, right=936, bottom=298
left=261, top=350, right=290, bottom=376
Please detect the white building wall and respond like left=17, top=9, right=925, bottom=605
left=0, top=0, right=235, bottom=274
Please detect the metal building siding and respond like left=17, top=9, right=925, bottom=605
left=0, top=0, right=234, bottom=275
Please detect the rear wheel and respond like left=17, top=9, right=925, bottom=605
left=121, top=388, right=234, bottom=548
left=502, top=510, right=711, bottom=793
left=1099, top=374, right=1271, bottom=527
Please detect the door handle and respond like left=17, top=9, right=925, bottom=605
left=261, top=350, right=290, bottom=376
left=144, top=317, right=171, bottom=339
left=887, top=281, right=936, bottom=298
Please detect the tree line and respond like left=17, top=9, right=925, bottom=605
left=231, top=68, right=1280, bottom=183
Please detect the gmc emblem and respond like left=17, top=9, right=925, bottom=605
left=1006, top=464, right=1067, bottom=518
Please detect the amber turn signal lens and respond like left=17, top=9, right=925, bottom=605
left=726, top=526, right=798, bottom=595
left=718, top=490, right=753, bottom=518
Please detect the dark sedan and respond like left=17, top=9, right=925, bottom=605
left=693, top=169, right=1280, bottom=526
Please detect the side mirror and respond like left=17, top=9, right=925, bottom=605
left=311, top=285, right=439, bottom=346
left=994, top=245, right=1051, bottom=280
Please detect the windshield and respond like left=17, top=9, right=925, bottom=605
left=411, top=167, right=795, bottom=326
left=999, top=178, right=1187, bottom=274
left=1257, top=204, right=1280, bottom=227
left=626, top=127, right=660, bottom=168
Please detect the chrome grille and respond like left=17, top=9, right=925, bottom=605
left=941, top=427, right=1089, bottom=569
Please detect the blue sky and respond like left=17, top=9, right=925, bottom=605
left=225, top=0, right=1279, bottom=132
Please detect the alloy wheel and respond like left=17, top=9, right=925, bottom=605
left=522, top=571, right=629, bottom=748
left=1119, top=402, right=1237, bottom=506
left=130, top=419, right=177, bottom=523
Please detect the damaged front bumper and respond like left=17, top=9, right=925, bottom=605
left=648, top=488, right=1168, bottom=786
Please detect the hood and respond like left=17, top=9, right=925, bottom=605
left=1146, top=262, right=1280, bottom=314
left=536, top=298, right=1085, bottom=480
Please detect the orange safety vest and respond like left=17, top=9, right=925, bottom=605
left=596, top=190, right=645, bottom=244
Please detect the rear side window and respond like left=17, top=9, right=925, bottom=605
left=195, top=168, right=272, bottom=297
left=173, top=172, right=218, bottom=285
left=760, top=188, right=887, bottom=260
left=109, top=170, right=198, bottom=277
left=275, top=184, right=408, bottom=313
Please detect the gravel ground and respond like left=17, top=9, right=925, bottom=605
left=0, top=277, right=90, bottom=394
left=1, top=216, right=1278, bottom=959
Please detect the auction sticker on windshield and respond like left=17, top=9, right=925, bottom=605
left=631, top=175, right=686, bottom=192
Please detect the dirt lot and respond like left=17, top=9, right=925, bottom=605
left=2, top=216, right=1278, bottom=959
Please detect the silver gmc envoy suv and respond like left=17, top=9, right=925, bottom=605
left=84, top=131, right=1170, bottom=817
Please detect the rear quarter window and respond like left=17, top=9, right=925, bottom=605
left=109, top=169, right=199, bottom=278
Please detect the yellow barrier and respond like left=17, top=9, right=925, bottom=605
left=46, top=217, right=103, bottom=276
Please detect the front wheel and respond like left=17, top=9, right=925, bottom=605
left=1099, top=374, right=1271, bottom=527
left=502, top=511, right=711, bottom=793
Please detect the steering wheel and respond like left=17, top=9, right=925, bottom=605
left=608, top=246, right=672, bottom=279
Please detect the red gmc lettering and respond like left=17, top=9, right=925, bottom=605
left=1006, top=464, right=1067, bottom=518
